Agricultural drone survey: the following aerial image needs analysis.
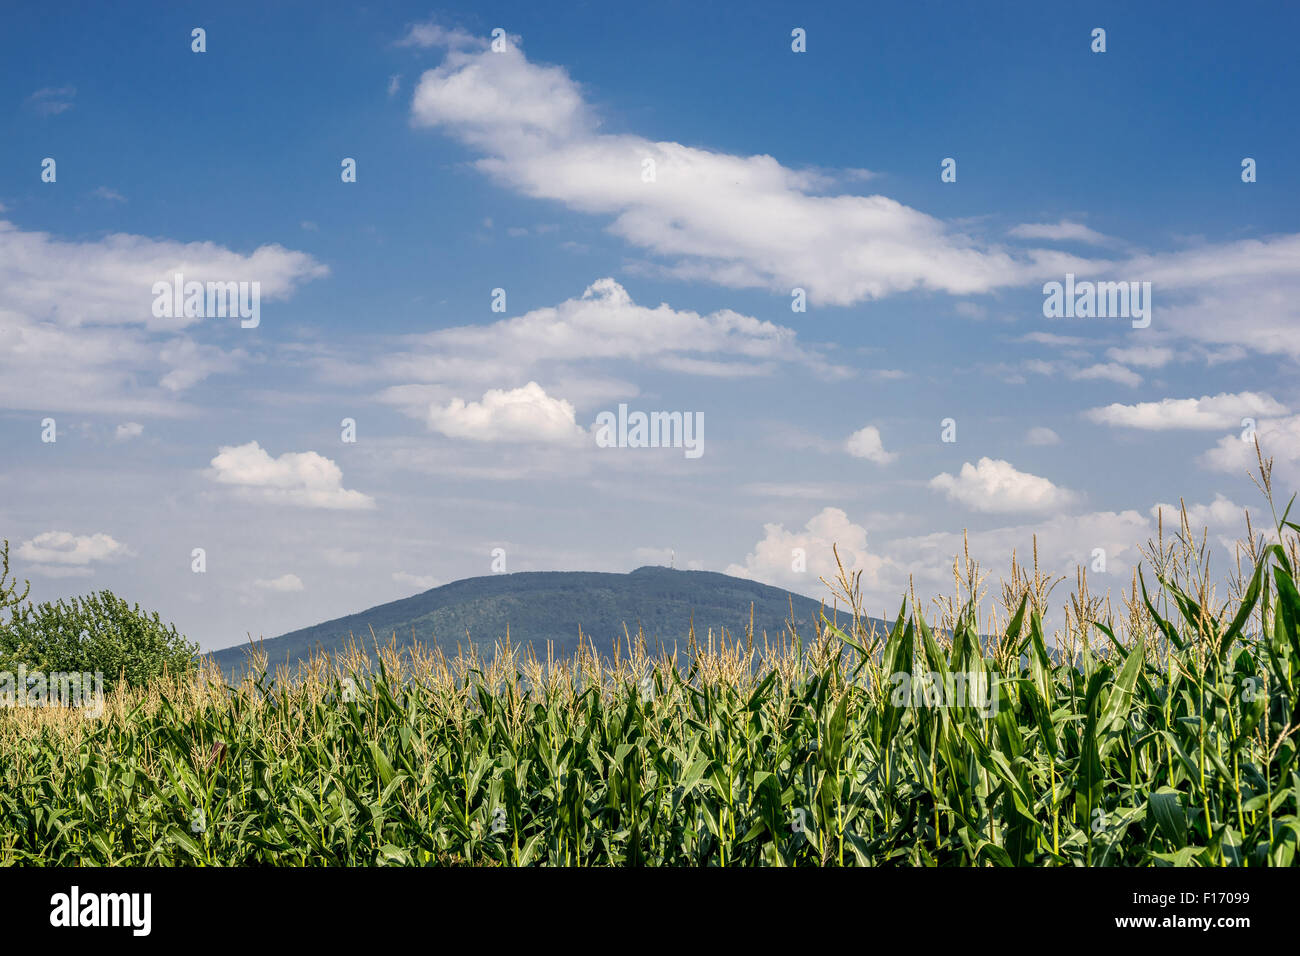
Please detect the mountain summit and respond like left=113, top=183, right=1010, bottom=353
left=207, top=566, right=848, bottom=675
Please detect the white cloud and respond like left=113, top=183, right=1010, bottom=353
left=411, top=42, right=587, bottom=146
left=115, top=422, right=144, bottom=441
left=1120, top=235, right=1300, bottom=359
left=1085, top=392, right=1289, bottom=430
left=93, top=186, right=127, bottom=203
left=1025, top=358, right=1141, bottom=388
left=889, top=508, right=1152, bottom=600
left=1106, top=345, right=1174, bottom=368
left=409, top=40, right=1069, bottom=306
left=427, top=381, right=587, bottom=444
left=844, top=425, right=897, bottom=464
left=393, top=571, right=438, bottom=590
left=929, top=458, right=1077, bottom=514
left=396, top=21, right=488, bottom=50
left=1025, top=426, right=1061, bottom=446
left=26, top=85, right=75, bottom=115
left=725, top=507, right=886, bottom=594
left=254, top=574, right=304, bottom=593
left=760, top=494, right=1253, bottom=618
left=367, top=278, right=842, bottom=417
left=17, top=531, right=129, bottom=575
left=1008, top=220, right=1116, bottom=246
left=158, top=338, right=246, bottom=391
left=1200, top=344, right=1247, bottom=366
left=0, top=218, right=325, bottom=415
left=1071, top=362, right=1142, bottom=388
left=208, top=442, right=376, bottom=510
left=1151, top=493, right=1244, bottom=531
left=1202, top=414, right=1300, bottom=484
left=841, top=168, right=881, bottom=182
left=725, top=496, right=1248, bottom=619
left=406, top=32, right=1300, bottom=360
left=0, top=220, right=326, bottom=332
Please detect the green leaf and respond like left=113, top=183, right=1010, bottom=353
left=1148, top=787, right=1188, bottom=848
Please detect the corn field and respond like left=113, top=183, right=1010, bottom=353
left=3, top=486, right=1300, bottom=866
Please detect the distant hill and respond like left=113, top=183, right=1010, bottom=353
left=206, top=566, right=871, bottom=676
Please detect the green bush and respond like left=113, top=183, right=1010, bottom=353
left=0, top=543, right=197, bottom=685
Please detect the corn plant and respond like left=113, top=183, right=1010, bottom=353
left=2, top=486, right=1298, bottom=866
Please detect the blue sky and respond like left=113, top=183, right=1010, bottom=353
left=2, top=1, right=1298, bottom=650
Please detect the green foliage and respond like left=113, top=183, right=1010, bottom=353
left=2, top=529, right=1298, bottom=866
left=4, top=500, right=1300, bottom=867
left=0, top=589, right=198, bottom=686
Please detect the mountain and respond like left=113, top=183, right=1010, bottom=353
left=206, top=566, right=861, bottom=676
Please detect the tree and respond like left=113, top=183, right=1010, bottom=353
left=0, top=542, right=197, bottom=685
left=0, top=539, right=29, bottom=618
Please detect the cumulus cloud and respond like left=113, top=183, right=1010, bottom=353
left=929, top=458, right=1077, bottom=514
left=17, top=531, right=129, bottom=576
left=732, top=495, right=1254, bottom=619
left=888, top=508, right=1153, bottom=601
left=427, top=381, right=587, bottom=444
left=1202, top=414, right=1300, bottom=484
left=1085, top=392, right=1289, bottom=430
left=725, top=507, right=885, bottom=594
left=844, top=425, right=897, bottom=464
left=368, top=277, right=842, bottom=418
left=208, top=442, right=376, bottom=510
left=1025, top=426, right=1061, bottom=446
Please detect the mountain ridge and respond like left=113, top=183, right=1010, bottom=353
left=206, top=565, right=867, bottom=675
